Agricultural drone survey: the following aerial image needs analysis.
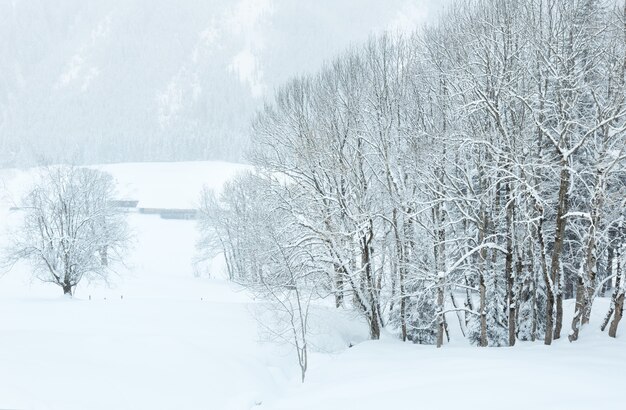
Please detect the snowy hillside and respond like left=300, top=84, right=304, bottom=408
left=0, top=0, right=446, bottom=167
left=0, top=161, right=624, bottom=409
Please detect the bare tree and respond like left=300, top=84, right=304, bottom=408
left=5, top=166, right=130, bottom=296
left=199, top=172, right=320, bottom=381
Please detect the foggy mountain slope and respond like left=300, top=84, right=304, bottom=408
left=0, top=0, right=444, bottom=167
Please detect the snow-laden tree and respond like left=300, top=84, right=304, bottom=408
left=6, top=166, right=130, bottom=296
left=201, top=0, right=626, bottom=352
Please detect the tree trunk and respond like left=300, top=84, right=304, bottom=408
left=607, top=242, right=624, bottom=338
left=369, top=307, right=381, bottom=340
left=478, top=211, right=488, bottom=347
left=62, top=283, right=73, bottom=296
left=537, top=211, right=554, bottom=345
left=100, top=245, right=108, bottom=266
left=436, top=272, right=445, bottom=348
left=433, top=197, right=446, bottom=348
left=551, top=164, right=570, bottom=340
left=362, top=226, right=380, bottom=340
left=392, top=208, right=407, bottom=341
left=531, top=264, right=538, bottom=342
left=602, top=270, right=621, bottom=331
left=476, top=272, right=487, bottom=347
left=555, top=291, right=564, bottom=340
left=604, top=237, right=616, bottom=297
left=333, top=263, right=344, bottom=308
left=404, top=209, right=416, bottom=340
left=399, top=280, right=407, bottom=342
left=564, top=279, right=575, bottom=300
left=505, top=182, right=516, bottom=346
left=583, top=188, right=603, bottom=325
left=608, top=293, right=624, bottom=338
left=570, top=172, right=604, bottom=340
left=569, top=277, right=585, bottom=341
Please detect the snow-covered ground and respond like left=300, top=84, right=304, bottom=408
left=264, top=299, right=626, bottom=410
left=1, top=161, right=624, bottom=409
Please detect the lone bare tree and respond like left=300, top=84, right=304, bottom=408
left=6, top=166, right=130, bottom=296
left=199, top=172, right=319, bottom=382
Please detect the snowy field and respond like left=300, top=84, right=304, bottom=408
left=1, top=161, right=624, bottom=410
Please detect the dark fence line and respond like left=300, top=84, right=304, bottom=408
left=138, top=208, right=199, bottom=220
left=108, top=200, right=139, bottom=208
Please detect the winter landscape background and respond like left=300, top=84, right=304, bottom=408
left=1, top=1, right=625, bottom=409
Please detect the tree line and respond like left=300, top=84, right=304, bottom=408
left=199, top=0, right=626, bottom=376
